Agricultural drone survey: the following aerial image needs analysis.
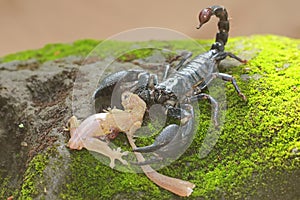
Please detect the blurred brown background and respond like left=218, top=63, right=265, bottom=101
left=1, top=0, right=299, bottom=57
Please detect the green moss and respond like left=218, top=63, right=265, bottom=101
left=19, top=153, right=50, bottom=199
left=116, top=48, right=155, bottom=62
left=2, top=35, right=299, bottom=199
left=60, top=150, right=168, bottom=200
left=2, top=39, right=99, bottom=63
left=13, top=147, right=63, bottom=199
left=0, top=174, right=18, bottom=199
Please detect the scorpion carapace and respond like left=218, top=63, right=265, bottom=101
left=93, top=5, right=247, bottom=165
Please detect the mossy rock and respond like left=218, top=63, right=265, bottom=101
left=0, top=35, right=299, bottom=200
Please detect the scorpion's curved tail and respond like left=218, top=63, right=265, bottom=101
left=197, top=5, right=229, bottom=49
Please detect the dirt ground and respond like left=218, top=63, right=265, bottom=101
left=0, top=0, right=299, bottom=57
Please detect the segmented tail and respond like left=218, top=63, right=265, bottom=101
left=197, top=5, right=230, bottom=50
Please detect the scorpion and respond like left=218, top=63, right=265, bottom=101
left=92, top=5, right=247, bottom=165
left=67, top=5, right=248, bottom=196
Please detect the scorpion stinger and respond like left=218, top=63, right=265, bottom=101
left=197, top=5, right=230, bottom=48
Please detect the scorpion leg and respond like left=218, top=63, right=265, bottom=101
left=214, top=51, right=247, bottom=64
left=175, top=51, right=193, bottom=71
left=213, top=72, right=247, bottom=100
left=131, top=71, right=151, bottom=99
left=162, top=64, right=170, bottom=81
left=197, top=72, right=246, bottom=101
left=189, top=93, right=219, bottom=127
left=151, top=74, right=158, bottom=86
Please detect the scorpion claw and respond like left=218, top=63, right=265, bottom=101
left=133, top=124, right=179, bottom=153
left=133, top=144, right=165, bottom=153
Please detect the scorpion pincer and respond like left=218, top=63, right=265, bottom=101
left=93, top=5, right=247, bottom=165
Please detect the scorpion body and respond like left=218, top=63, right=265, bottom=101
left=93, top=5, right=247, bottom=164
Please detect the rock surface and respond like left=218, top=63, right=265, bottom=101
left=0, top=56, right=139, bottom=199
left=0, top=36, right=299, bottom=199
left=0, top=57, right=77, bottom=199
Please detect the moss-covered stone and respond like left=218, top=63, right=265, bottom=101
left=19, top=153, right=50, bottom=199
left=1, top=35, right=299, bottom=199
left=2, top=39, right=99, bottom=63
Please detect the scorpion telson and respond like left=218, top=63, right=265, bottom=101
left=93, top=5, right=247, bottom=165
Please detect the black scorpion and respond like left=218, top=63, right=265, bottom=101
left=93, top=5, right=247, bottom=165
